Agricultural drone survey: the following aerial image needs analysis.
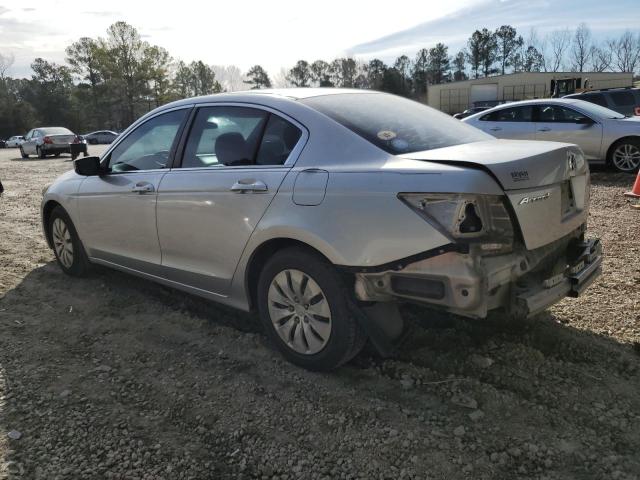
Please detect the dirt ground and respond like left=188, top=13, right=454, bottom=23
left=0, top=145, right=639, bottom=480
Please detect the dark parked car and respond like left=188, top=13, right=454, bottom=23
left=0, top=139, right=6, bottom=148
left=82, top=130, right=118, bottom=144
left=453, top=106, right=489, bottom=119
left=564, top=88, right=640, bottom=117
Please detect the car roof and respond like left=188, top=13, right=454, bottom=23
left=486, top=98, right=585, bottom=107
left=161, top=88, right=377, bottom=110
left=565, top=87, right=639, bottom=97
left=464, top=98, right=592, bottom=119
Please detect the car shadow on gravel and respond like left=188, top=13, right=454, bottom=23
left=9, top=155, right=75, bottom=162
left=1, top=263, right=639, bottom=479
left=589, top=168, right=638, bottom=187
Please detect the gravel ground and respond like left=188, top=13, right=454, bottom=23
left=0, top=146, right=639, bottom=480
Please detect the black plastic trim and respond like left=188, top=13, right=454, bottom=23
left=337, top=243, right=467, bottom=274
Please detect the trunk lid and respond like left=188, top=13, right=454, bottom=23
left=401, top=139, right=589, bottom=250
left=48, top=134, right=76, bottom=145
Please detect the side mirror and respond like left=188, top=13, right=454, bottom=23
left=576, top=117, right=594, bottom=125
left=74, top=156, right=102, bottom=176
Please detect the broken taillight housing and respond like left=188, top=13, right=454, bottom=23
left=398, top=193, right=515, bottom=253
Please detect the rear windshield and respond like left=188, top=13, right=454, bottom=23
left=301, top=93, right=490, bottom=154
left=41, top=127, right=73, bottom=135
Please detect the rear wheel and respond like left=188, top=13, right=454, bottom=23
left=609, top=139, right=640, bottom=173
left=257, top=247, right=366, bottom=371
left=19, top=146, right=28, bottom=159
left=54, top=152, right=61, bottom=158
left=48, top=206, right=90, bottom=276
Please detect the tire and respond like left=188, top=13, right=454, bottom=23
left=19, top=147, right=28, bottom=159
left=608, top=139, right=640, bottom=173
left=257, top=247, right=366, bottom=371
left=37, top=146, right=45, bottom=159
left=54, top=153, right=61, bottom=158
left=71, top=153, right=79, bottom=160
left=48, top=206, right=90, bottom=276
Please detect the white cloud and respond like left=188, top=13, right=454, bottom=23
left=1, top=0, right=638, bottom=79
left=0, top=0, right=479, bottom=77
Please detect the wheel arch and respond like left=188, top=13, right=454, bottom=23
left=605, top=135, right=640, bottom=165
left=244, top=237, right=336, bottom=312
left=42, top=200, right=63, bottom=249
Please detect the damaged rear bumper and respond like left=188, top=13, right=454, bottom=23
left=354, top=230, right=602, bottom=319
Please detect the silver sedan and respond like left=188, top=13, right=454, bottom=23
left=463, top=98, right=640, bottom=173
left=41, top=89, right=602, bottom=370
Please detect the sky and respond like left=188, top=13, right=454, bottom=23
left=1, top=0, right=639, bottom=79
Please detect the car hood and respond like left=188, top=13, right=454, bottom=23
left=615, top=116, right=640, bottom=126
left=399, top=139, right=586, bottom=190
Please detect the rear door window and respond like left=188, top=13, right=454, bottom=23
left=255, top=115, right=302, bottom=165
left=582, top=93, right=608, bottom=108
left=481, top=106, right=532, bottom=122
left=181, top=107, right=303, bottom=168
left=610, top=91, right=635, bottom=106
left=181, top=106, right=268, bottom=168
left=537, top=105, right=590, bottom=123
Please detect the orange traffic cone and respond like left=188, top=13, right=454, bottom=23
left=624, top=171, right=640, bottom=199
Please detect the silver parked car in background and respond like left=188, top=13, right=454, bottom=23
left=41, top=89, right=602, bottom=370
left=463, top=98, right=640, bottom=173
left=6, top=135, right=25, bottom=147
left=82, top=130, right=119, bottom=144
left=20, top=127, right=86, bottom=159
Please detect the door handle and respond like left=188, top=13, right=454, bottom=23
left=230, top=180, right=268, bottom=193
left=131, top=182, right=155, bottom=194
left=489, top=127, right=502, bottom=131
left=538, top=127, right=551, bottom=132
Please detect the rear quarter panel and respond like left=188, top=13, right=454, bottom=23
left=229, top=163, right=504, bottom=309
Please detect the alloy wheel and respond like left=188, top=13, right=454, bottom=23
left=612, top=143, right=640, bottom=172
left=52, top=217, right=74, bottom=268
left=267, top=269, right=332, bottom=355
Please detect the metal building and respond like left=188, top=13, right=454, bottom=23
left=427, top=72, right=633, bottom=114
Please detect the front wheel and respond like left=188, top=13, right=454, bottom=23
left=19, top=147, right=28, bottom=159
left=49, top=206, right=90, bottom=276
left=257, top=247, right=366, bottom=371
left=609, top=139, right=640, bottom=173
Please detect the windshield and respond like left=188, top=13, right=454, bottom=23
left=570, top=99, right=625, bottom=119
left=42, top=127, right=74, bottom=135
left=301, top=93, right=491, bottom=154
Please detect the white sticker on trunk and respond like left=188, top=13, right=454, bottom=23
left=377, top=130, right=396, bottom=141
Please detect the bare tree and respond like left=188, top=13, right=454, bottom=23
left=211, top=65, right=245, bottom=91
left=272, top=67, right=293, bottom=88
left=608, top=31, right=640, bottom=73
left=547, top=29, right=570, bottom=72
left=526, top=28, right=548, bottom=72
left=0, top=52, right=14, bottom=80
left=570, top=23, right=591, bottom=72
left=590, top=45, right=611, bottom=72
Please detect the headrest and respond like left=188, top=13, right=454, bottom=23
left=215, top=132, right=249, bottom=166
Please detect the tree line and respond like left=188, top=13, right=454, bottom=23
left=0, top=21, right=638, bottom=138
left=279, top=24, right=640, bottom=95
